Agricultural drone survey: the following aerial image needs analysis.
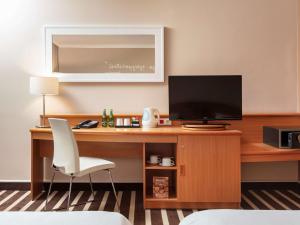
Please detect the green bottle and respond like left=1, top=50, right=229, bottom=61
left=102, top=109, right=108, bottom=127
left=108, top=109, right=115, bottom=127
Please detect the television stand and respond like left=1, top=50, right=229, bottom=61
left=182, top=122, right=230, bottom=131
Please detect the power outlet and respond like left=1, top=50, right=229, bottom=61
left=159, top=118, right=172, bottom=126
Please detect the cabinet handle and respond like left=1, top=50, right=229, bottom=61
left=180, top=165, right=185, bottom=176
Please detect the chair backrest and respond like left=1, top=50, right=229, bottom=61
left=48, top=118, right=79, bottom=175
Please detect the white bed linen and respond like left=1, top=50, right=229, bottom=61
left=179, top=209, right=300, bottom=225
left=0, top=211, right=132, bottom=225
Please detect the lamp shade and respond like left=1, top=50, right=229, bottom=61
left=30, top=77, right=59, bottom=95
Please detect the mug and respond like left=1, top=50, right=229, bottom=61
left=124, top=118, right=131, bottom=127
left=161, top=157, right=175, bottom=167
left=149, top=155, right=161, bottom=164
left=116, top=118, right=123, bottom=127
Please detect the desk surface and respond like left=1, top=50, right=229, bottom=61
left=30, top=127, right=242, bottom=136
left=31, top=127, right=300, bottom=162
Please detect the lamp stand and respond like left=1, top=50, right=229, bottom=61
left=36, top=94, right=50, bottom=128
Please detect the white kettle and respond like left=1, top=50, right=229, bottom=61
left=142, top=107, right=160, bottom=128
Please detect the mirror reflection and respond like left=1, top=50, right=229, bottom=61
left=52, top=35, right=155, bottom=74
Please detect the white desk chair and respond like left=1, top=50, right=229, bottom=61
left=45, top=118, right=119, bottom=211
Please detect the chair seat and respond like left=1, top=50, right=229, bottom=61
left=75, top=157, right=115, bottom=177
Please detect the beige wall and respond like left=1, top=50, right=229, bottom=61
left=0, top=0, right=299, bottom=182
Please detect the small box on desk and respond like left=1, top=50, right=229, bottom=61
left=263, top=126, right=300, bottom=149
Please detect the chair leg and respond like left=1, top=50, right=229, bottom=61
left=44, top=171, right=55, bottom=211
left=107, top=169, right=120, bottom=210
left=67, top=176, right=74, bottom=210
left=88, top=173, right=95, bottom=201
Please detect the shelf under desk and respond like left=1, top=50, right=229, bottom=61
left=241, top=142, right=300, bottom=162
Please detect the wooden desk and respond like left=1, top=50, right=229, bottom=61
left=30, top=127, right=241, bottom=209
left=30, top=113, right=300, bottom=208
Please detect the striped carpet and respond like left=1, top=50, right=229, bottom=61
left=0, top=189, right=299, bottom=225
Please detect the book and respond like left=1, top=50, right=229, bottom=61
left=153, top=176, right=169, bottom=198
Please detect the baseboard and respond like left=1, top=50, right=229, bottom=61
left=241, top=182, right=300, bottom=190
left=43, top=182, right=143, bottom=191
left=0, top=182, right=143, bottom=191
left=0, top=181, right=299, bottom=191
left=0, top=182, right=30, bottom=190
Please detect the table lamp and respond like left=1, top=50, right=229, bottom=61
left=30, top=76, right=59, bottom=128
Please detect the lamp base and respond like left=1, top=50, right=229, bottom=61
left=35, top=125, right=50, bottom=128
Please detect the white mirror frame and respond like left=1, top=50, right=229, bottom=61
left=44, top=25, right=164, bottom=82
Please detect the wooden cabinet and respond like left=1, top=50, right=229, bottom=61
left=178, top=135, right=241, bottom=205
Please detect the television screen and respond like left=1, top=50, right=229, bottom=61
left=168, top=75, right=242, bottom=121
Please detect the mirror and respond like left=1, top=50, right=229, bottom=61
left=52, top=35, right=155, bottom=74
left=45, top=26, right=164, bottom=82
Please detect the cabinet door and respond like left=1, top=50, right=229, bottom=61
left=178, top=135, right=240, bottom=203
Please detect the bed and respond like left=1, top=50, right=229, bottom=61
left=179, top=209, right=300, bottom=225
left=0, top=211, right=132, bottom=225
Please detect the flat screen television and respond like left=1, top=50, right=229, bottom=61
left=168, top=75, right=242, bottom=123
